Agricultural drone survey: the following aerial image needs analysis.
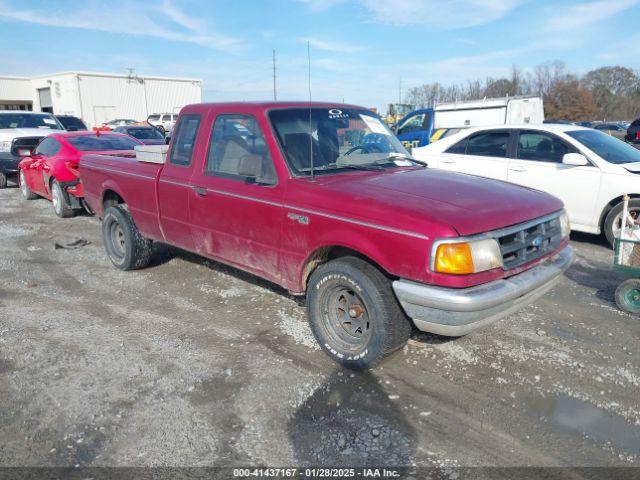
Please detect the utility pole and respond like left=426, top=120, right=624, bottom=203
left=272, top=49, right=277, bottom=101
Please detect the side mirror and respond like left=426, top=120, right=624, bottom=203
left=562, top=153, right=589, bottom=166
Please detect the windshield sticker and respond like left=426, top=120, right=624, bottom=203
left=43, top=118, right=57, bottom=125
left=359, top=114, right=390, bottom=135
left=328, top=108, right=349, bottom=119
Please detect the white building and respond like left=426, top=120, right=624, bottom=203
left=0, top=71, right=202, bottom=127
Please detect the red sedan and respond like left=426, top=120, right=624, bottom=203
left=19, top=131, right=142, bottom=217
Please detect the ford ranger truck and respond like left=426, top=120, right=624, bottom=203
left=0, top=111, right=64, bottom=188
left=80, top=102, right=574, bottom=369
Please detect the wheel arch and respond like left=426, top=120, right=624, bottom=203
left=299, top=244, right=392, bottom=294
left=599, top=193, right=640, bottom=230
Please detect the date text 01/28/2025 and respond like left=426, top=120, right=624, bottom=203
left=232, top=468, right=401, bottom=478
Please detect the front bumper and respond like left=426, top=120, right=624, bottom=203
left=392, top=245, right=575, bottom=336
left=0, top=152, right=20, bottom=175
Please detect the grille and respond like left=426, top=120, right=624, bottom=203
left=11, top=137, right=42, bottom=156
left=496, top=213, right=563, bottom=270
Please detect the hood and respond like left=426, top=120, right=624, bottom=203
left=302, top=168, right=564, bottom=236
left=0, top=127, right=53, bottom=140
left=623, top=161, right=640, bottom=174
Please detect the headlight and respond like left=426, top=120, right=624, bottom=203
left=559, top=212, right=571, bottom=238
left=0, top=141, right=11, bottom=152
left=433, top=238, right=503, bottom=275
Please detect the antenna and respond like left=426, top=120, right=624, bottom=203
left=272, top=49, right=277, bottom=101
left=307, top=40, right=314, bottom=181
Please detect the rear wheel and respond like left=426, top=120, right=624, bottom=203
left=615, top=279, right=640, bottom=315
left=102, top=205, right=152, bottom=270
left=604, top=199, right=640, bottom=247
left=0, top=172, right=7, bottom=189
left=19, top=170, right=37, bottom=200
left=51, top=180, right=74, bottom=218
left=306, top=256, right=411, bottom=369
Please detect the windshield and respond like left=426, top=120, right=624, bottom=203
left=0, top=113, right=63, bottom=130
left=126, top=127, right=164, bottom=140
left=57, top=116, right=87, bottom=131
left=67, top=134, right=141, bottom=151
left=566, top=129, right=640, bottom=165
left=269, top=107, right=414, bottom=175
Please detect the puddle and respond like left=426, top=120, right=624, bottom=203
left=526, top=393, right=640, bottom=455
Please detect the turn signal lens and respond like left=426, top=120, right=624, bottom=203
left=433, top=238, right=503, bottom=275
left=434, top=243, right=475, bottom=275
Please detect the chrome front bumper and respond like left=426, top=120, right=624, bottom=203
left=392, top=245, right=575, bottom=336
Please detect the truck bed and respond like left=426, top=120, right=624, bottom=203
left=81, top=153, right=165, bottom=241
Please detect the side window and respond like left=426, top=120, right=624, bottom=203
left=397, top=114, right=426, bottom=136
left=466, top=131, right=510, bottom=158
left=446, top=137, right=468, bottom=154
left=517, top=131, right=576, bottom=163
left=169, top=114, right=201, bottom=166
left=205, top=114, right=276, bottom=183
left=34, top=137, right=60, bottom=156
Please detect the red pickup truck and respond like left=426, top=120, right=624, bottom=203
left=81, top=102, right=574, bottom=369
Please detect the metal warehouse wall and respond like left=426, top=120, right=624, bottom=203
left=0, top=76, right=32, bottom=102
left=77, top=74, right=202, bottom=127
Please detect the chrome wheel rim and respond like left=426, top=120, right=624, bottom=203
left=52, top=183, right=61, bottom=214
left=20, top=171, right=28, bottom=197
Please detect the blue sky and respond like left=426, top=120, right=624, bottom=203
left=1, top=0, right=639, bottom=110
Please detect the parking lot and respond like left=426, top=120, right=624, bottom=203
left=0, top=185, right=638, bottom=469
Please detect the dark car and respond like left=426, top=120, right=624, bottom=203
left=113, top=125, right=166, bottom=145
left=594, top=122, right=627, bottom=141
left=625, top=118, right=640, bottom=144
left=55, top=115, right=88, bottom=132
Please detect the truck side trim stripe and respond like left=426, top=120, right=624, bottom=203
left=82, top=163, right=156, bottom=180
left=121, top=176, right=428, bottom=241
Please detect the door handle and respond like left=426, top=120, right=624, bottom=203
left=509, top=165, right=527, bottom=172
left=194, top=186, right=207, bottom=197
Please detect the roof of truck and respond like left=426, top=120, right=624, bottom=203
left=181, top=101, right=368, bottom=113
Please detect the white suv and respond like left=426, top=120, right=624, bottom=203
left=413, top=124, right=640, bottom=246
left=146, top=113, right=176, bottom=135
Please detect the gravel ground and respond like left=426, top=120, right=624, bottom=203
left=0, top=185, right=639, bottom=470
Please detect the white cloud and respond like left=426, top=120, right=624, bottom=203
left=545, top=0, right=640, bottom=32
left=359, top=0, right=523, bottom=28
left=0, top=0, right=243, bottom=51
left=296, top=0, right=346, bottom=12
left=298, top=0, right=523, bottom=28
left=303, top=37, right=366, bottom=53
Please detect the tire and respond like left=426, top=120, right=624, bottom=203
left=19, top=170, right=37, bottom=200
left=615, top=279, right=640, bottom=315
left=0, top=172, right=7, bottom=189
left=102, top=205, right=152, bottom=270
left=604, top=199, right=640, bottom=247
left=306, top=256, right=411, bottom=369
left=51, top=180, right=75, bottom=218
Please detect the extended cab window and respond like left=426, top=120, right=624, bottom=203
left=206, top=114, right=276, bottom=183
left=517, top=131, right=576, bottom=163
left=35, top=137, right=60, bottom=156
left=170, top=114, right=201, bottom=166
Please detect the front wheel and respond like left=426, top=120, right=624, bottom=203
left=102, top=205, right=153, bottom=270
left=51, top=180, right=74, bottom=218
left=19, top=170, right=38, bottom=200
left=604, top=199, right=640, bottom=247
left=306, top=256, right=411, bottom=369
left=0, top=172, right=7, bottom=189
left=615, top=279, right=640, bottom=315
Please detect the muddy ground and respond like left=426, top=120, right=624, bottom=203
left=0, top=185, right=639, bottom=471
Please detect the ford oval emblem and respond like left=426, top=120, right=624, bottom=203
left=532, top=236, right=544, bottom=247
